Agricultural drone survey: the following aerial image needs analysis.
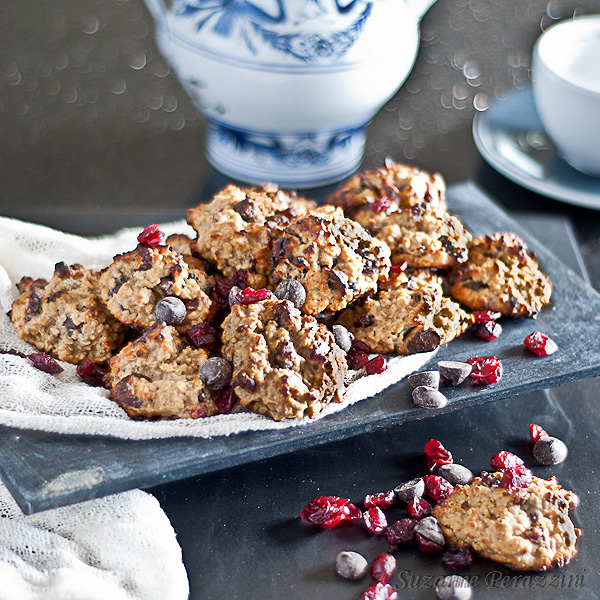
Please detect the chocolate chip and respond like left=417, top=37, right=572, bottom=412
left=407, top=330, right=440, bottom=354
left=335, top=551, right=368, bottom=580
left=229, top=285, right=241, bottom=307
left=437, top=464, right=474, bottom=486
left=394, top=478, right=425, bottom=502
left=438, top=361, right=472, bottom=385
left=153, top=296, right=187, bottom=325
left=233, top=198, right=259, bottom=222
left=414, top=516, right=444, bottom=546
left=327, top=269, right=349, bottom=293
left=199, top=357, right=233, bottom=391
left=412, top=386, right=447, bottom=409
left=408, top=371, right=440, bottom=389
left=332, top=324, right=353, bottom=353
left=274, top=279, right=306, bottom=309
left=436, top=575, right=473, bottom=600
left=533, top=436, right=568, bottom=465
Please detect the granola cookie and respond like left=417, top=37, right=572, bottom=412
left=433, top=473, right=581, bottom=571
left=165, top=233, right=195, bottom=256
left=186, top=183, right=315, bottom=288
left=107, top=323, right=220, bottom=419
left=337, top=270, right=474, bottom=354
left=329, top=162, right=447, bottom=216
left=11, top=262, right=125, bottom=364
left=98, top=244, right=213, bottom=330
left=270, top=210, right=391, bottom=315
left=447, top=232, right=553, bottom=317
left=221, top=299, right=347, bottom=421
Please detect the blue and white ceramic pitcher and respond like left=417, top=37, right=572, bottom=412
left=144, top=0, right=437, bottom=187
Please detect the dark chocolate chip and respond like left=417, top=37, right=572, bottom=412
left=437, top=464, right=474, bottom=486
left=414, top=516, right=445, bottom=546
left=438, top=361, right=472, bottom=386
left=153, top=296, right=187, bottom=325
left=274, top=279, right=306, bottom=309
left=335, top=551, right=369, bottom=580
left=436, top=575, right=473, bottom=600
left=408, top=371, right=440, bottom=389
left=233, top=198, right=259, bottom=222
left=229, top=285, right=242, bottom=307
left=533, top=436, right=568, bottom=465
left=199, top=357, right=233, bottom=391
left=394, top=478, right=425, bottom=502
left=412, top=386, right=447, bottom=409
left=407, top=330, right=440, bottom=354
left=332, top=324, right=353, bottom=353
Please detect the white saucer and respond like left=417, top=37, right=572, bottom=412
left=473, top=87, right=600, bottom=210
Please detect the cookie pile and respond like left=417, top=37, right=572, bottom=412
left=8, top=162, right=553, bottom=422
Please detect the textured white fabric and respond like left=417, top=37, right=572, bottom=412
left=0, top=481, right=189, bottom=600
left=0, top=216, right=435, bottom=440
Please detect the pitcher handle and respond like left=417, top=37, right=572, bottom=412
left=404, top=0, right=437, bottom=21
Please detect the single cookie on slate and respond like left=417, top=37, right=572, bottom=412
left=329, top=162, right=447, bottom=216
left=336, top=271, right=474, bottom=355
left=11, top=262, right=125, bottom=364
left=107, top=323, right=220, bottom=419
left=270, top=210, right=391, bottom=316
left=221, top=298, right=347, bottom=421
left=447, top=232, right=552, bottom=317
left=99, top=244, right=213, bottom=331
left=186, top=183, right=315, bottom=289
left=433, top=473, right=581, bottom=571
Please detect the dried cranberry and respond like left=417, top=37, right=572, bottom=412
left=235, top=287, right=272, bottom=304
left=76, top=359, right=107, bottom=387
left=442, top=547, right=473, bottom=569
left=215, top=386, right=234, bottom=414
left=363, top=507, right=387, bottom=534
left=365, top=355, right=387, bottom=375
left=467, top=355, right=503, bottom=385
left=186, top=323, right=218, bottom=350
left=343, top=503, right=363, bottom=520
left=416, top=532, right=444, bottom=554
left=472, top=310, right=501, bottom=323
left=500, top=464, right=533, bottom=490
left=385, top=518, right=417, bottom=550
left=0, top=349, right=27, bottom=358
left=351, top=340, right=371, bottom=353
left=524, top=332, right=558, bottom=356
left=348, top=350, right=369, bottom=370
left=364, top=491, right=396, bottom=510
left=423, top=475, right=454, bottom=503
left=300, top=496, right=350, bottom=529
left=475, top=320, right=502, bottom=341
left=424, top=439, right=453, bottom=472
left=370, top=553, right=396, bottom=584
left=229, top=269, right=249, bottom=290
left=359, top=582, right=397, bottom=600
left=137, top=224, right=164, bottom=246
left=490, top=451, right=524, bottom=471
left=530, top=423, right=548, bottom=444
left=371, top=195, right=393, bottom=214
left=27, top=352, right=63, bottom=374
left=390, top=261, right=407, bottom=274
left=407, top=497, right=432, bottom=519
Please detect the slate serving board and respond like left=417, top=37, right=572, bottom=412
left=0, top=182, right=599, bottom=514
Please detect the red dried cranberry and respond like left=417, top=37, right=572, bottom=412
left=365, top=355, right=387, bottom=375
left=475, top=320, right=503, bottom=341
left=424, top=439, right=453, bottom=472
left=229, top=269, right=249, bottom=290
left=364, top=491, right=396, bottom=510
left=407, top=497, right=432, bottom=519
left=186, top=323, right=218, bottom=350
left=348, top=350, right=369, bottom=370
left=137, top=224, right=164, bottom=246
left=215, top=386, right=234, bottom=414
left=371, top=195, right=393, bottom=214
left=76, top=359, right=107, bottom=387
left=370, top=553, right=396, bottom=584
left=235, top=287, right=272, bottom=304
left=363, top=507, right=387, bottom=534
left=0, top=349, right=27, bottom=358
left=530, top=423, right=548, bottom=444
left=359, top=582, right=398, bottom=600
left=423, top=475, right=454, bottom=503
left=301, top=496, right=350, bottom=529
left=524, top=331, right=558, bottom=356
left=385, top=518, right=417, bottom=550
left=416, top=532, right=444, bottom=554
left=442, top=547, right=473, bottom=569
left=351, top=340, right=371, bottom=353
left=472, top=310, right=501, bottom=323
left=500, top=464, right=533, bottom=490
left=390, top=261, right=407, bottom=274
left=27, top=352, right=63, bottom=374
left=343, top=503, right=363, bottom=521
left=490, top=451, right=524, bottom=471
left=467, top=355, right=503, bottom=385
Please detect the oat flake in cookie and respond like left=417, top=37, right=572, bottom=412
left=270, top=210, right=391, bottom=316
left=99, top=244, right=213, bottom=331
left=107, top=323, right=219, bottom=419
left=433, top=474, right=581, bottom=571
left=447, top=232, right=552, bottom=317
left=11, top=262, right=125, bottom=364
left=221, top=299, right=347, bottom=421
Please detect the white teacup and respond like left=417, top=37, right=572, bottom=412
left=532, top=15, right=600, bottom=178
